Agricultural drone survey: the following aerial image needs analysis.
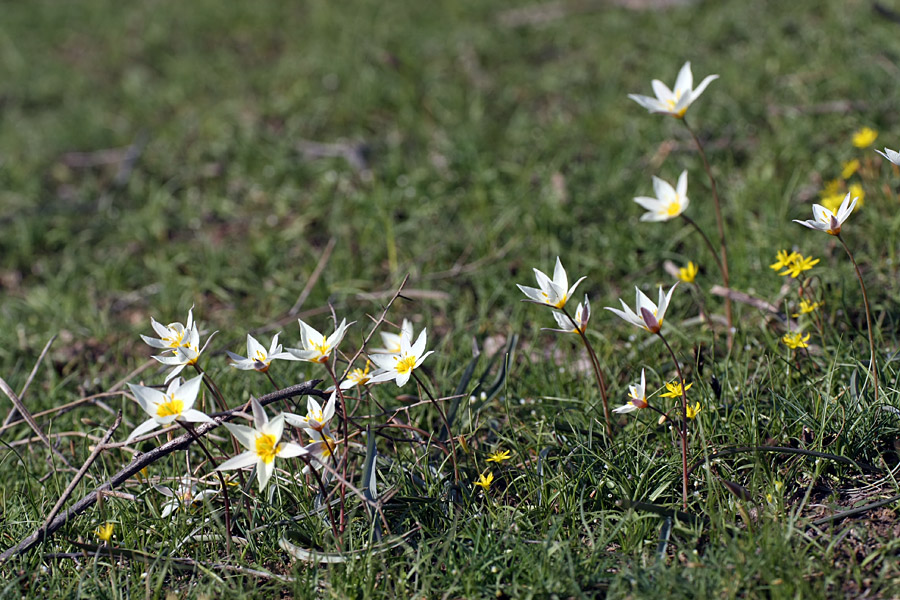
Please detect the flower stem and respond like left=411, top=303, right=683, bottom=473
left=325, top=364, right=350, bottom=533
left=304, top=455, right=342, bottom=548
left=683, top=118, right=733, bottom=344
left=836, top=234, right=880, bottom=405
left=412, top=370, right=460, bottom=483
left=657, top=332, right=690, bottom=510
left=175, top=421, right=232, bottom=556
left=680, top=214, right=725, bottom=279
left=264, top=370, right=281, bottom=392
left=559, top=304, right=612, bottom=438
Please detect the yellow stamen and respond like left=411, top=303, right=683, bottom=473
left=156, top=397, right=184, bottom=418
left=255, top=433, right=281, bottom=464
left=666, top=200, right=682, bottom=216
left=396, top=355, right=418, bottom=375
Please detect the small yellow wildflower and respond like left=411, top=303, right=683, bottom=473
left=778, top=254, right=820, bottom=278
left=852, top=127, right=878, bottom=149
left=769, top=250, right=799, bottom=271
left=95, top=523, right=114, bottom=543
left=475, top=471, right=494, bottom=491
left=821, top=193, right=846, bottom=213
left=782, top=332, right=810, bottom=349
left=819, top=179, right=841, bottom=199
left=841, top=159, right=860, bottom=180
left=661, top=381, right=693, bottom=398
left=677, top=261, right=698, bottom=284
left=486, top=449, right=512, bottom=463
left=848, top=183, right=865, bottom=208
left=685, top=402, right=702, bottom=419
left=792, top=300, right=822, bottom=317
left=774, top=480, right=783, bottom=492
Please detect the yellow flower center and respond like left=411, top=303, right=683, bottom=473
left=167, top=330, right=185, bottom=348
left=255, top=433, right=281, bottom=464
left=666, top=199, right=681, bottom=216
left=157, top=397, right=184, bottom=418
left=311, top=435, right=336, bottom=457
left=396, top=355, right=418, bottom=375
left=311, top=340, right=330, bottom=361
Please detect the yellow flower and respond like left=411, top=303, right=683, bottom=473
left=660, top=381, right=693, bottom=398
left=782, top=332, right=810, bottom=349
left=475, top=471, right=494, bottom=491
left=778, top=254, right=820, bottom=278
left=486, top=449, right=511, bottom=463
left=821, top=193, right=846, bottom=214
left=95, top=523, right=114, bottom=543
left=819, top=179, right=841, bottom=199
left=769, top=250, right=798, bottom=271
left=848, top=183, right=865, bottom=208
left=792, top=300, right=822, bottom=317
left=677, top=261, right=698, bottom=284
left=685, top=402, right=702, bottom=419
left=774, top=480, right=783, bottom=492
left=852, top=127, right=878, bottom=149
left=841, top=159, right=860, bottom=180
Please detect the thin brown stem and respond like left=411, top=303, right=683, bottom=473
left=680, top=214, right=725, bottom=278
left=657, top=332, right=690, bottom=510
left=324, top=364, right=350, bottom=534
left=304, top=457, right=342, bottom=548
left=264, top=370, right=281, bottom=392
left=559, top=304, right=612, bottom=438
left=176, top=421, right=233, bottom=556
left=836, top=234, right=879, bottom=405
left=683, top=118, right=733, bottom=344
left=412, top=371, right=460, bottom=483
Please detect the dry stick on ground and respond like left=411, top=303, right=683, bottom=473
left=39, top=412, right=122, bottom=536
left=0, top=376, right=73, bottom=469
left=290, top=237, right=337, bottom=316
left=2, top=334, right=56, bottom=429
left=0, top=380, right=323, bottom=563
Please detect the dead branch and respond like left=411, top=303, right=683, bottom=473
left=0, top=380, right=323, bottom=563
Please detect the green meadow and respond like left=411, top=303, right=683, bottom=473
left=3, top=0, right=900, bottom=597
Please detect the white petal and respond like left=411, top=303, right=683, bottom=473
left=140, top=335, right=170, bottom=349
left=367, top=370, right=398, bottom=385
left=251, top=397, right=268, bottom=430
left=278, top=442, right=307, bottom=458
left=322, top=392, right=336, bottom=422
left=411, top=329, right=428, bottom=358
left=396, top=370, right=412, bottom=387
left=552, top=257, right=568, bottom=291
left=256, top=458, right=275, bottom=490
left=676, top=170, right=688, bottom=198
left=177, top=375, right=203, bottom=410
left=652, top=176, right=676, bottom=203
left=223, top=422, right=256, bottom=450
left=369, top=353, right=397, bottom=371
left=691, top=74, right=719, bottom=100
left=126, top=418, right=160, bottom=442
left=517, top=284, right=546, bottom=303
left=265, top=413, right=286, bottom=444
left=180, top=409, right=213, bottom=423
left=634, top=196, right=663, bottom=211
left=651, top=79, right=673, bottom=101
left=284, top=412, right=310, bottom=428
left=674, top=62, right=693, bottom=96
left=217, top=451, right=258, bottom=472
left=246, top=334, right=266, bottom=360
left=128, top=383, right=163, bottom=417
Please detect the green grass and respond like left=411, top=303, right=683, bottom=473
left=4, top=0, right=900, bottom=597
